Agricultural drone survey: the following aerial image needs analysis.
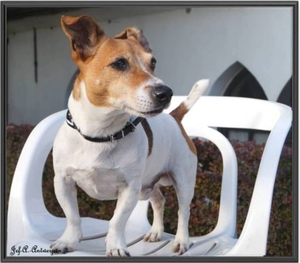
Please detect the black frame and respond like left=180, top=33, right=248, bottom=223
left=1, top=2, right=298, bottom=263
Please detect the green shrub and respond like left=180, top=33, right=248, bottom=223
left=6, top=124, right=33, bottom=203
left=6, top=125, right=292, bottom=256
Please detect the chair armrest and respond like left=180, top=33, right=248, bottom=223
left=227, top=104, right=292, bottom=256
left=7, top=110, right=66, bottom=249
left=184, top=124, right=238, bottom=238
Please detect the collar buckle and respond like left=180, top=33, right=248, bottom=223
left=110, top=134, right=116, bottom=142
left=128, top=121, right=137, bottom=132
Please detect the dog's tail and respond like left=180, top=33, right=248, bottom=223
left=170, top=79, right=209, bottom=122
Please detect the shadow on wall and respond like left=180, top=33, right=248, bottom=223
left=210, top=61, right=267, bottom=99
left=210, top=62, right=292, bottom=146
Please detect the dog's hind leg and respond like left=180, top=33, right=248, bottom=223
left=144, top=185, right=165, bottom=242
left=50, top=173, right=83, bottom=253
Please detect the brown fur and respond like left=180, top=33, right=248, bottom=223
left=81, top=38, right=153, bottom=107
left=72, top=73, right=82, bottom=100
left=61, top=15, right=106, bottom=62
left=170, top=103, right=188, bottom=122
left=170, top=104, right=197, bottom=156
left=114, top=27, right=152, bottom=53
left=61, top=16, right=155, bottom=108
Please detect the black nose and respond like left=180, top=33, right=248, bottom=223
left=152, top=85, right=173, bottom=104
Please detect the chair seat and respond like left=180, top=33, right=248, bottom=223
left=10, top=216, right=238, bottom=257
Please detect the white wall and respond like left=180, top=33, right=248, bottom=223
left=8, top=27, right=77, bottom=124
left=7, top=7, right=293, bottom=125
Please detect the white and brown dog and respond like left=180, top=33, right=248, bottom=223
left=51, top=15, right=209, bottom=257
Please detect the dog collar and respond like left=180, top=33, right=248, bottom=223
left=66, top=110, right=144, bottom=143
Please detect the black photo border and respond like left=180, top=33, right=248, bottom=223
left=1, top=1, right=298, bottom=263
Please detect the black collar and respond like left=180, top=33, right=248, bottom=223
left=66, top=110, right=144, bottom=143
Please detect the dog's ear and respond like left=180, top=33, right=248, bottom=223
left=114, top=28, right=152, bottom=53
left=61, top=15, right=105, bottom=61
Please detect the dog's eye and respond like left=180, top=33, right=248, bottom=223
left=111, top=58, right=129, bottom=71
left=150, top=58, right=156, bottom=71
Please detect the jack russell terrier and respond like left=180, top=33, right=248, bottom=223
left=50, top=15, right=209, bottom=257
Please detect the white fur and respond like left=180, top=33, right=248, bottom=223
left=51, top=78, right=207, bottom=256
left=184, top=79, right=209, bottom=110
left=136, top=54, right=151, bottom=73
left=69, top=81, right=131, bottom=137
left=115, top=77, right=167, bottom=118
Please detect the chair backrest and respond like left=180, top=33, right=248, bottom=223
left=168, top=96, right=290, bottom=131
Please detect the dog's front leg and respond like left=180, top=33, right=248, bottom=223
left=105, top=183, right=140, bottom=257
left=50, top=173, right=82, bottom=253
left=144, top=185, right=165, bottom=242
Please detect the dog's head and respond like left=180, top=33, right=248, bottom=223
left=61, top=15, right=173, bottom=117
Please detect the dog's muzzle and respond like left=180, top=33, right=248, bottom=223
left=152, top=85, right=173, bottom=107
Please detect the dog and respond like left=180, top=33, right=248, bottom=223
left=50, top=15, right=209, bottom=257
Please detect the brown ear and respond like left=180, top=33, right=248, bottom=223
left=114, top=27, right=152, bottom=53
left=61, top=15, right=105, bottom=61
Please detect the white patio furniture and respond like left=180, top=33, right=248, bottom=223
left=7, top=96, right=292, bottom=257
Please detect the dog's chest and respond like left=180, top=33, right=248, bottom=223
left=69, top=166, right=126, bottom=200
left=62, top=138, right=144, bottom=201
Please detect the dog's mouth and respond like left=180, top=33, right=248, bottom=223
left=124, top=105, right=165, bottom=117
left=140, top=108, right=164, bottom=115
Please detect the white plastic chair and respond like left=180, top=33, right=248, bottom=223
left=7, top=96, right=292, bottom=257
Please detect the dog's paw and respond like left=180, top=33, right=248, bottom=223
left=50, top=228, right=82, bottom=254
left=172, top=236, right=190, bottom=255
left=106, top=248, right=131, bottom=257
left=143, top=228, right=163, bottom=242
left=105, top=240, right=131, bottom=257
left=105, top=233, right=130, bottom=257
left=50, top=239, right=78, bottom=254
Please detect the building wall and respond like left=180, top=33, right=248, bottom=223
left=7, top=7, right=293, bottom=125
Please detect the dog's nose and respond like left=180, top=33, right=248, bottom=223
left=152, top=85, right=173, bottom=104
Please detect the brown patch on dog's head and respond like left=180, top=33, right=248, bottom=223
left=61, top=15, right=170, bottom=116
left=72, top=72, right=82, bottom=100
left=78, top=37, right=155, bottom=107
